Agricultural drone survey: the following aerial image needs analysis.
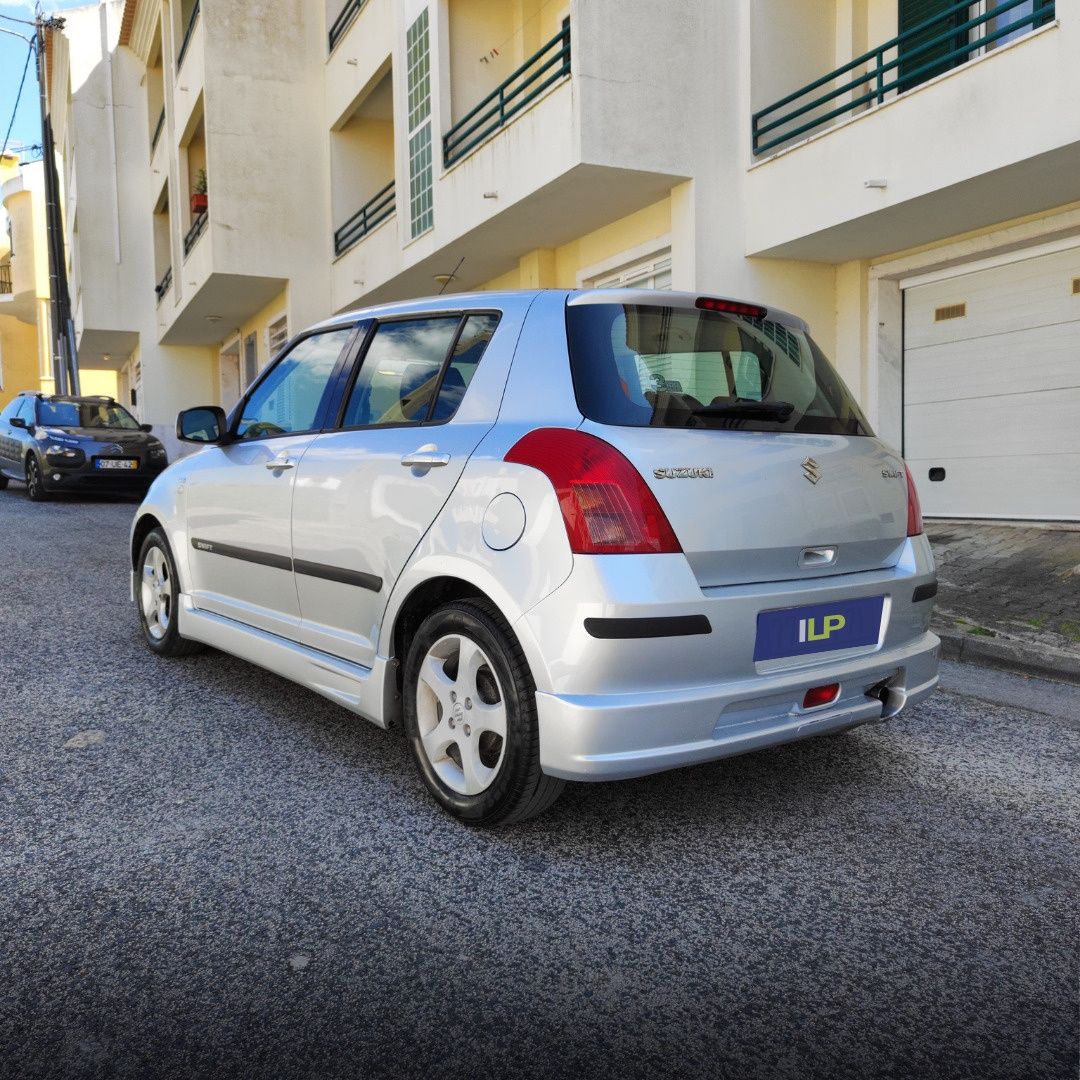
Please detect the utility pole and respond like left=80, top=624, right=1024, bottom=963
left=34, top=10, right=79, bottom=395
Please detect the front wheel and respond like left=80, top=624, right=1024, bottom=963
left=25, top=457, right=50, bottom=502
left=403, top=598, right=564, bottom=825
left=137, top=528, right=203, bottom=657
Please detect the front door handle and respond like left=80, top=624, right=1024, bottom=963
left=266, top=457, right=295, bottom=471
left=401, top=449, right=450, bottom=469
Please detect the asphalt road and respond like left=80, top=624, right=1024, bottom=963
left=1, top=490, right=1077, bottom=1080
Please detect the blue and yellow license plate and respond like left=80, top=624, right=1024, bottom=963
left=754, top=596, right=885, bottom=662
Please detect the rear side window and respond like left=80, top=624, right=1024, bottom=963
left=566, top=303, right=872, bottom=436
left=341, top=312, right=499, bottom=428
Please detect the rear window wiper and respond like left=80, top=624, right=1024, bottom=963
left=691, top=398, right=795, bottom=421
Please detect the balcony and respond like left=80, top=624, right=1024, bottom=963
left=753, top=0, right=1054, bottom=156
left=329, top=0, right=368, bottom=52
left=154, top=266, right=172, bottom=304
left=176, top=0, right=201, bottom=70
left=745, top=0, right=1074, bottom=261
left=334, top=180, right=395, bottom=256
left=443, top=20, right=570, bottom=167
left=183, top=212, right=207, bottom=257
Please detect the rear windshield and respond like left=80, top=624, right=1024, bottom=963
left=566, top=303, right=873, bottom=436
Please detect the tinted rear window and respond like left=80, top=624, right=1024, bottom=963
left=566, top=303, right=873, bottom=436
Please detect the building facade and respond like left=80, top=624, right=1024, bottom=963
left=47, top=0, right=1080, bottom=519
left=0, top=155, right=51, bottom=410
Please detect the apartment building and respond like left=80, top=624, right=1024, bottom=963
left=0, top=155, right=51, bottom=410
left=47, top=0, right=1080, bottom=519
left=0, top=151, right=118, bottom=409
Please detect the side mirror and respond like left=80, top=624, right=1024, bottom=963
left=9, top=416, right=27, bottom=430
left=139, top=423, right=154, bottom=433
left=177, top=406, right=229, bottom=444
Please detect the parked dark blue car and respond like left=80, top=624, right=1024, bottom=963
left=0, top=392, right=168, bottom=501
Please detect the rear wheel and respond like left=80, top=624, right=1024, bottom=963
left=25, top=457, right=49, bottom=502
left=403, top=598, right=564, bottom=825
left=137, top=528, right=203, bottom=657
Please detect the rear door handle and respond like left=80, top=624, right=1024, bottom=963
left=401, top=449, right=450, bottom=469
left=266, top=457, right=295, bottom=471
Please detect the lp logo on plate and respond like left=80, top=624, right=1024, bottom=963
left=754, top=596, right=885, bottom=662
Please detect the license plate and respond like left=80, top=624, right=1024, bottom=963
left=754, top=596, right=885, bottom=662
left=95, top=458, right=138, bottom=471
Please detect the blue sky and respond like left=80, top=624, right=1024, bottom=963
left=1, top=1, right=91, bottom=158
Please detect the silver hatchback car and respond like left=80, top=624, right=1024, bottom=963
left=131, top=289, right=939, bottom=824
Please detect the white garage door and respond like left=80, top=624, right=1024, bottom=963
left=903, top=246, right=1080, bottom=521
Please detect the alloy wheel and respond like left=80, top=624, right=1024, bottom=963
left=415, top=633, right=507, bottom=795
left=140, top=545, right=173, bottom=641
left=27, top=459, right=42, bottom=499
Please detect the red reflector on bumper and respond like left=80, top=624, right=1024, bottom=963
left=803, top=683, right=840, bottom=710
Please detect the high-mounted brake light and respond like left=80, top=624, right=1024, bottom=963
left=504, top=428, right=681, bottom=555
left=695, top=296, right=768, bottom=319
left=905, top=464, right=924, bottom=537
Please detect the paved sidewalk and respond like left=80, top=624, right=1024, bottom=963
left=926, top=521, right=1080, bottom=684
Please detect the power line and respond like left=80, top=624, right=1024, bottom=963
left=0, top=12, right=37, bottom=27
left=1, top=40, right=36, bottom=160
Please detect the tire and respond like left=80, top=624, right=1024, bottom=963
left=25, top=456, right=50, bottom=502
left=403, top=598, right=564, bottom=826
left=136, top=528, right=203, bottom=657
left=0, top=474, right=8, bottom=490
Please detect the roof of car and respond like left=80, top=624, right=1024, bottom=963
left=20, top=392, right=116, bottom=404
left=309, top=289, right=809, bottom=333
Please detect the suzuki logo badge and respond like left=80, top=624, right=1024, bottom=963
left=802, top=457, right=822, bottom=485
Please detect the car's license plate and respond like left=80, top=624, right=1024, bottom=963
left=96, top=458, right=138, bottom=471
left=754, top=596, right=885, bottom=662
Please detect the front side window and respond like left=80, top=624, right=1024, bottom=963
left=236, top=328, right=352, bottom=440
left=566, top=303, right=872, bottom=437
left=36, top=399, right=141, bottom=430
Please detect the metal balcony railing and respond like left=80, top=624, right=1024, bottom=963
left=176, top=0, right=201, bottom=71
left=0, top=265, right=11, bottom=295
left=183, top=213, right=207, bottom=257
left=155, top=266, right=173, bottom=303
left=151, top=107, right=166, bottom=152
left=752, top=0, right=1055, bottom=155
left=334, top=180, right=395, bottom=257
left=329, top=0, right=367, bottom=52
left=443, top=19, right=570, bottom=167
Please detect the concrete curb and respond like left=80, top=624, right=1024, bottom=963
left=935, top=626, right=1080, bottom=686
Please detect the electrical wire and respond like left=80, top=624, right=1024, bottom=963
left=1, top=39, right=36, bottom=161
left=0, top=11, right=37, bottom=27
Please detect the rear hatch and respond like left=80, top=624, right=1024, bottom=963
left=567, top=293, right=908, bottom=587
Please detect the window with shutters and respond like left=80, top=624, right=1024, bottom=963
left=267, top=314, right=289, bottom=358
left=406, top=9, right=434, bottom=239
left=587, top=251, right=673, bottom=291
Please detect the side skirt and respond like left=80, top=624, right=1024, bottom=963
left=177, top=594, right=394, bottom=729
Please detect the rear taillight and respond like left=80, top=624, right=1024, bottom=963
left=905, top=464, right=923, bottom=537
left=504, top=428, right=681, bottom=555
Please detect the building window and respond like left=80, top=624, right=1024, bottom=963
left=589, top=251, right=673, bottom=291
left=406, top=9, right=434, bottom=238
left=267, top=314, right=289, bottom=357
left=243, top=332, right=258, bottom=388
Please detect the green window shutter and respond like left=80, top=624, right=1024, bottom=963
left=898, top=0, right=966, bottom=91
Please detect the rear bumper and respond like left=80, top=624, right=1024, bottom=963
left=537, top=630, right=939, bottom=780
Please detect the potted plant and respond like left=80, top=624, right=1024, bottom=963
left=190, top=169, right=208, bottom=216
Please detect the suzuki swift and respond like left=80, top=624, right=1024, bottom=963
left=131, top=290, right=939, bottom=824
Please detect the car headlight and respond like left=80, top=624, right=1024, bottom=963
left=149, top=445, right=167, bottom=459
